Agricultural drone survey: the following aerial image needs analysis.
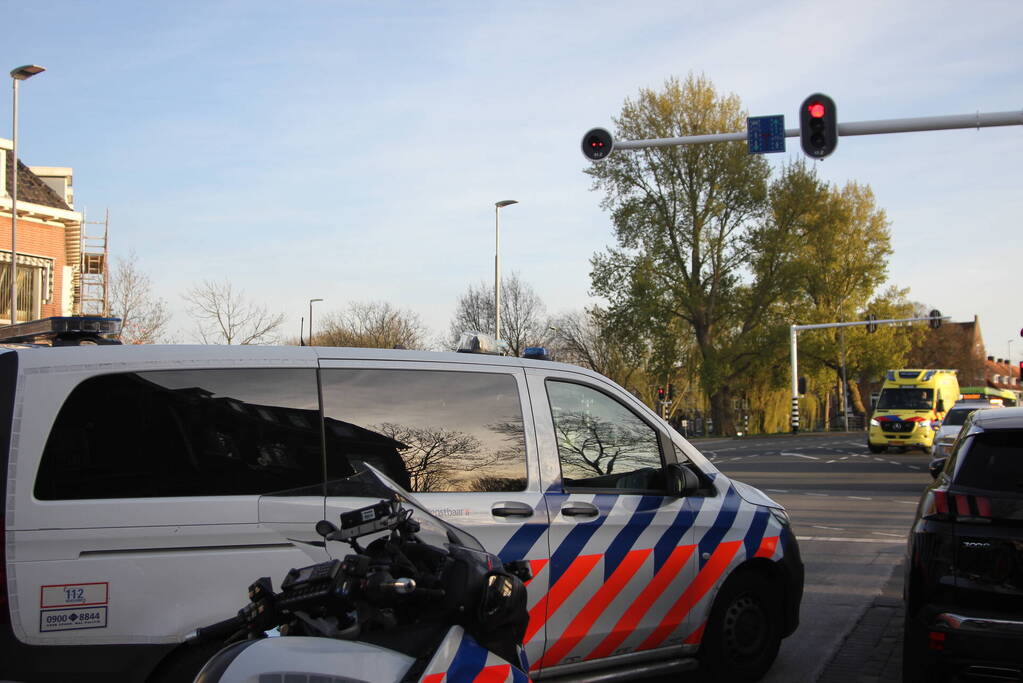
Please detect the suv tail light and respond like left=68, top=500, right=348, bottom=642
left=923, top=489, right=992, bottom=521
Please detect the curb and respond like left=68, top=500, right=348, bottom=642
left=817, top=561, right=905, bottom=683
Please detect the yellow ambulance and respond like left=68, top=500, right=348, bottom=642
left=867, top=369, right=960, bottom=454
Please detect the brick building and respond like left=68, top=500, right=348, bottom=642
left=0, top=138, right=82, bottom=323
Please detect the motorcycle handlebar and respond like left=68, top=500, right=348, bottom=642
left=186, top=614, right=246, bottom=645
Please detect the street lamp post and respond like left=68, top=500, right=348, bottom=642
left=494, top=200, right=518, bottom=340
left=308, top=298, right=323, bottom=345
left=8, top=64, right=45, bottom=324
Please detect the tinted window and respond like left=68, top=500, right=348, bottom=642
left=546, top=380, right=663, bottom=491
left=36, top=369, right=322, bottom=500
left=320, top=369, right=527, bottom=493
left=954, top=430, right=1023, bottom=492
left=877, top=388, right=933, bottom=410
left=944, top=408, right=976, bottom=426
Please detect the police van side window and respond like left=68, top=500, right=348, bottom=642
left=35, top=369, right=322, bottom=500
left=545, top=380, right=664, bottom=491
left=319, top=369, right=527, bottom=493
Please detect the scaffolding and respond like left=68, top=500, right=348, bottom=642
left=78, top=208, right=109, bottom=316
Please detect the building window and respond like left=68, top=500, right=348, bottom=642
left=0, top=254, right=53, bottom=323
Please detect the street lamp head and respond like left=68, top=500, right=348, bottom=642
left=309, top=298, right=323, bottom=304
left=10, top=65, right=45, bottom=80
left=495, top=200, right=518, bottom=209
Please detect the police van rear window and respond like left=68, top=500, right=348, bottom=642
left=35, top=369, right=324, bottom=500
left=955, top=430, right=1023, bottom=493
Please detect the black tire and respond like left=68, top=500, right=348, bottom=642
left=901, top=614, right=944, bottom=683
left=698, top=569, right=782, bottom=683
left=868, top=442, right=886, bottom=454
left=920, top=445, right=932, bottom=456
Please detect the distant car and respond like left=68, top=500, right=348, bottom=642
left=903, top=406, right=1023, bottom=682
left=932, top=400, right=1005, bottom=457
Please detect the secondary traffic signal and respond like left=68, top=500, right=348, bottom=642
left=866, top=313, right=877, bottom=333
left=799, top=93, right=838, bottom=159
left=668, top=384, right=675, bottom=401
left=657, top=386, right=666, bottom=401
left=582, top=127, right=614, bottom=161
left=929, top=309, right=942, bottom=329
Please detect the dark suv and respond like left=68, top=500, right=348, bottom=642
left=904, top=406, right=1023, bottom=682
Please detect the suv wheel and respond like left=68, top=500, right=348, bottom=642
left=902, top=615, right=944, bottom=683
left=868, top=443, right=885, bottom=454
left=698, top=569, right=781, bottom=683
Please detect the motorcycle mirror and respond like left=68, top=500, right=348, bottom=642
left=315, top=520, right=338, bottom=538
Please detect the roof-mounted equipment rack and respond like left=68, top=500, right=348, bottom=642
left=0, top=316, right=123, bottom=346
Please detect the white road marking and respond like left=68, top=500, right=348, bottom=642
left=840, top=456, right=850, bottom=460
left=766, top=489, right=789, bottom=493
left=846, top=496, right=872, bottom=500
left=908, top=466, right=921, bottom=470
left=803, top=492, right=829, bottom=497
left=782, top=452, right=820, bottom=460
left=888, top=460, right=901, bottom=465
left=812, top=525, right=844, bottom=531
left=872, top=532, right=905, bottom=538
left=826, top=459, right=837, bottom=463
left=795, top=536, right=904, bottom=544
left=893, top=500, right=917, bottom=505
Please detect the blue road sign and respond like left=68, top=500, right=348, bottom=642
left=747, top=115, right=786, bottom=154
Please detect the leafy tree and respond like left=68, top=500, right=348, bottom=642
left=109, top=252, right=172, bottom=344
left=182, top=279, right=285, bottom=345
left=587, top=75, right=816, bottom=434
left=317, top=301, right=428, bottom=349
left=448, top=272, right=551, bottom=356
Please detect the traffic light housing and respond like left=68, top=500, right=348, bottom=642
left=582, top=128, right=614, bottom=161
left=866, top=313, right=877, bottom=333
left=657, top=386, right=666, bottom=402
left=798, top=376, right=807, bottom=395
left=929, top=309, right=942, bottom=329
left=668, top=384, right=675, bottom=401
left=799, top=93, right=838, bottom=159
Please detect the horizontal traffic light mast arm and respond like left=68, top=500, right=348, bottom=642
left=792, top=315, right=949, bottom=332
left=611, top=109, right=1022, bottom=150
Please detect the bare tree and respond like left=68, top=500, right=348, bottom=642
left=373, top=423, right=493, bottom=492
left=182, top=279, right=285, bottom=345
left=316, top=301, right=428, bottom=349
left=448, top=272, right=552, bottom=356
left=109, top=252, right=172, bottom=344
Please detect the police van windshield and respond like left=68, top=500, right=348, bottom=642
left=945, top=408, right=979, bottom=426
left=877, top=388, right=933, bottom=410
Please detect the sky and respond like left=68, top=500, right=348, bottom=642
left=5, top=0, right=1022, bottom=361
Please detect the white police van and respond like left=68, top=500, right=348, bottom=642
left=0, top=319, right=802, bottom=682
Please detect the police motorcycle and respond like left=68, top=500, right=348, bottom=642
left=186, top=467, right=531, bottom=683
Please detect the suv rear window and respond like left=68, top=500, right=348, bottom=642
left=955, top=430, right=1023, bottom=493
left=945, top=408, right=979, bottom=426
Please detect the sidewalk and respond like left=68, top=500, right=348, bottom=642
left=817, top=561, right=905, bottom=683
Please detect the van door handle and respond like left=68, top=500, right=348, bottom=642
left=491, top=502, right=534, bottom=518
left=561, top=502, right=599, bottom=518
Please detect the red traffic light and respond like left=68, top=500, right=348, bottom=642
left=808, top=102, right=826, bottom=119
left=581, top=127, right=614, bottom=161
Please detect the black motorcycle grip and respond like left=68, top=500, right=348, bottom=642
left=188, top=614, right=246, bottom=645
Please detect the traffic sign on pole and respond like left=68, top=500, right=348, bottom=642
left=747, top=115, right=786, bottom=154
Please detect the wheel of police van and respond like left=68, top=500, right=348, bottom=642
left=868, top=443, right=885, bottom=454
left=697, top=569, right=781, bottom=683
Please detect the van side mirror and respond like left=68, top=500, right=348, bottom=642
left=666, top=463, right=701, bottom=497
left=937, top=399, right=946, bottom=413
left=928, top=457, right=947, bottom=480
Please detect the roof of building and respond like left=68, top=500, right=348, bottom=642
left=5, top=154, right=71, bottom=211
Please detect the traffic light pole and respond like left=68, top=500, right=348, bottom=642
left=789, top=314, right=949, bottom=434
left=607, top=110, right=1022, bottom=151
